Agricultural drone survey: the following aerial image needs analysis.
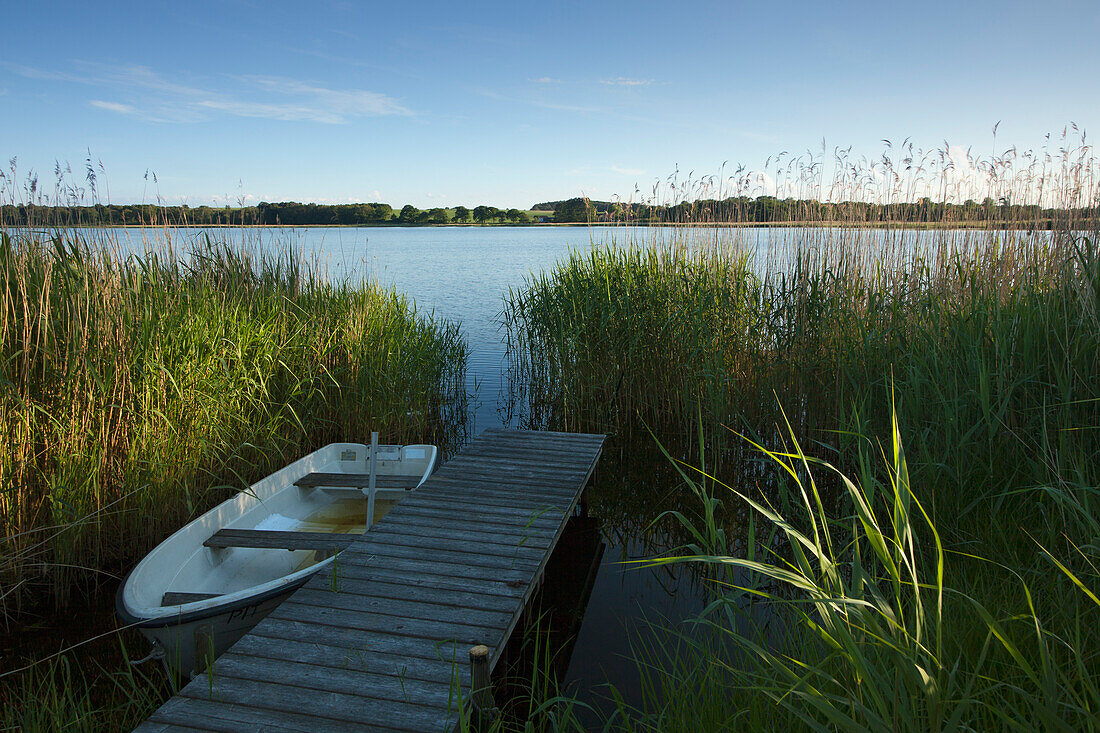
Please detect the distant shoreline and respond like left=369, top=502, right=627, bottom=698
left=10, top=220, right=1066, bottom=231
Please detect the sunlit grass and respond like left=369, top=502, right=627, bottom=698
left=626, top=406, right=1100, bottom=730
left=0, top=228, right=469, bottom=614
left=503, top=131, right=1099, bottom=729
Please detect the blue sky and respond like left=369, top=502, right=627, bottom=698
left=2, top=0, right=1098, bottom=208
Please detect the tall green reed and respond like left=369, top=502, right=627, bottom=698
left=503, top=130, right=1098, bottom=729
left=0, top=640, right=169, bottom=732
left=0, top=228, right=468, bottom=614
left=629, top=407, right=1099, bottom=731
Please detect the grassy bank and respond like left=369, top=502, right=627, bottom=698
left=0, top=229, right=468, bottom=616
left=503, top=140, right=1099, bottom=728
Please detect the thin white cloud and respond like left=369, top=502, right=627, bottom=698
left=243, top=76, right=410, bottom=117
left=611, top=165, right=645, bottom=176
left=528, top=77, right=560, bottom=84
left=197, top=99, right=346, bottom=124
left=600, top=77, right=653, bottom=87
left=90, top=100, right=136, bottom=115
left=13, top=62, right=410, bottom=124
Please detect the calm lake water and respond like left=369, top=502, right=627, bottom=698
left=77, top=223, right=1037, bottom=716
left=105, top=224, right=710, bottom=714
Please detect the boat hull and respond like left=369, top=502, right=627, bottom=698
left=118, top=572, right=310, bottom=677
left=117, top=441, right=436, bottom=677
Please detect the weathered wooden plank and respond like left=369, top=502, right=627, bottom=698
left=424, top=473, right=579, bottom=496
left=438, top=459, right=590, bottom=480
left=351, top=532, right=546, bottom=569
left=412, top=485, right=574, bottom=510
left=374, top=504, right=560, bottom=538
left=178, top=675, right=453, bottom=732
left=229, top=634, right=459, bottom=685
left=337, top=537, right=542, bottom=572
left=427, top=474, right=576, bottom=493
left=435, top=455, right=591, bottom=476
left=469, top=452, right=596, bottom=468
left=421, top=487, right=581, bottom=526
left=377, top=530, right=555, bottom=564
left=375, top=512, right=558, bottom=544
left=316, top=576, right=518, bottom=615
left=407, top=499, right=569, bottom=526
left=247, top=618, right=478, bottom=669
left=212, top=652, right=456, bottom=708
left=431, top=464, right=579, bottom=482
left=150, top=696, right=369, bottom=732
left=148, top=699, right=318, bottom=732
left=388, top=509, right=560, bottom=539
left=396, top=493, right=565, bottom=524
left=204, top=529, right=356, bottom=551
left=271, top=599, right=502, bottom=645
left=392, top=493, right=564, bottom=523
left=322, top=550, right=532, bottom=584
left=161, top=591, right=221, bottom=606
left=442, top=462, right=594, bottom=479
left=305, top=572, right=519, bottom=611
left=464, top=446, right=601, bottom=467
left=476, top=431, right=605, bottom=451
left=288, top=588, right=513, bottom=631
left=448, top=444, right=601, bottom=465
left=392, top=505, right=565, bottom=534
left=369, top=510, right=558, bottom=545
left=314, top=561, right=526, bottom=600
left=365, top=519, right=552, bottom=555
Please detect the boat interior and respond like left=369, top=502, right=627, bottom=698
left=121, top=442, right=436, bottom=616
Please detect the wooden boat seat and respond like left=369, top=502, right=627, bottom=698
left=203, top=529, right=358, bottom=551
left=161, top=591, right=221, bottom=606
left=293, top=472, right=422, bottom=490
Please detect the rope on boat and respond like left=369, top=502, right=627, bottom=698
left=130, top=641, right=165, bottom=666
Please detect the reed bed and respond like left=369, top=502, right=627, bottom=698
left=623, top=409, right=1100, bottom=731
left=503, top=132, right=1099, bottom=729
left=0, top=228, right=468, bottom=616
left=0, top=641, right=170, bottom=732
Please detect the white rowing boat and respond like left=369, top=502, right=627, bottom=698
left=116, top=437, right=437, bottom=676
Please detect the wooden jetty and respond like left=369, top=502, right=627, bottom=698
left=136, top=428, right=605, bottom=732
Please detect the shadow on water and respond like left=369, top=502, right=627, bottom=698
left=490, top=341, right=831, bottom=725
left=0, top=225, right=824, bottom=726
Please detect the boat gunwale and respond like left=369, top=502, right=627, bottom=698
left=115, top=567, right=315, bottom=628
left=117, top=442, right=436, bottom=627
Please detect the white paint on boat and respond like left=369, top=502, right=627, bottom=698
left=117, top=441, right=437, bottom=676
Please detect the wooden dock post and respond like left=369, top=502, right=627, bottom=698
left=469, top=644, right=497, bottom=719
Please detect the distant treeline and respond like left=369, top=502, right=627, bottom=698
left=0, top=202, right=543, bottom=226
left=540, top=197, right=1098, bottom=225
left=2, top=196, right=1094, bottom=227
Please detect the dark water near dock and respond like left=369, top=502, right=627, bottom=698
left=91, top=225, right=716, bottom=716
left=12, top=223, right=1008, bottom=719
